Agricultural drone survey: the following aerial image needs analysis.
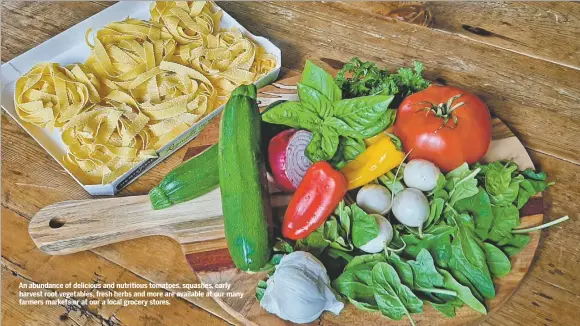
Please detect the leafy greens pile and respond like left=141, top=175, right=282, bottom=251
left=335, top=58, right=430, bottom=102
left=264, top=161, right=555, bottom=325
left=262, top=59, right=429, bottom=167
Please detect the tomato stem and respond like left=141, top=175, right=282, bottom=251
left=417, top=94, right=465, bottom=131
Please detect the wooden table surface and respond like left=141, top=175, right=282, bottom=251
left=1, top=2, right=579, bottom=325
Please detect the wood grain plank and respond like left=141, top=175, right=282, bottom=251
left=1, top=207, right=229, bottom=326
left=219, top=1, right=580, bottom=165
left=332, top=2, right=580, bottom=70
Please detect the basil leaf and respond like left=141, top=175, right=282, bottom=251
left=330, top=136, right=366, bottom=169
left=302, top=60, right=342, bottom=102
left=357, top=109, right=397, bottom=139
left=372, top=262, right=423, bottom=321
left=408, top=249, right=444, bottom=289
left=305, top=128, right=339, bottom=162
left=333, top=95, right=393, bottom=130
left=261, top=101, right=321, bottom=130
left=351, top=204, right=380, bottom=248
left=297, top=82, right=334, bottom=118
left=488, top=205, right=520, bottom=245
left=483, top=242, right=511, bottom=278
left=455, top=188, right=494, bottom=240
left=324, top=117, right=363, bottom=138
left=437, top=268, right=486, bottom=314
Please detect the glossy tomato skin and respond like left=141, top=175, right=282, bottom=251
left=394, top=85, right=491, bottom=172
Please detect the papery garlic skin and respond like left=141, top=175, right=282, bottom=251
left=260, top=251, right=344, bottom=324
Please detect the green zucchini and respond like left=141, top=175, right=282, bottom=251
left=149, top=145, right=219, bottom=210
left=219, top=84, right=272, bottom=272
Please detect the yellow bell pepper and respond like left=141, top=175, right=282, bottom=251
left=340, top=134, right=405, bottom=190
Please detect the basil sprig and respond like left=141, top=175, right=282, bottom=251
left=262, top=60, right=395, bottom=162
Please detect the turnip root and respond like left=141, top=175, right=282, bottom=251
left=359, top=214, right=393, bottom=253
left=392, top=188, right=430, bottom=228
left=356, top=184, right=392, bottom=215
left=404, top=159, right=441, bottom=192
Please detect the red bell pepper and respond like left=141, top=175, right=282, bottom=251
left=282, top=161, right=347, bottom=240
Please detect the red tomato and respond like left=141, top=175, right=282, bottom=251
left=393, top=85, right=491, bottom=172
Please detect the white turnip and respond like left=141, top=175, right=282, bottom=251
left=356, top=184, right=392, bottom=215
left=403, top=159, right=441, bottom=192
left=392, top=188, right=430, bottom=228
left=359, top=214, right=393, bottom=253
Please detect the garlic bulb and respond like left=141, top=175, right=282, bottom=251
left=260, top=251, right=344, bottom=324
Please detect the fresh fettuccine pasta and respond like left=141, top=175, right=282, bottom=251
left=14, top=1, right=277, bottom=185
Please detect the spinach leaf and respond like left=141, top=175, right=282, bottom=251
left=488, top=204, right=520, bottom=245
left=351, top=204, right=380, bottom=248
left=516, top=179, right=534, bottom=209
left=403, top=225, right=454, bottom=268
left=430, top=299, right=463, bottom=317
left=501, top=234, right=530, bottom=257
left=449, top=169, right=480, bottom=206
left=327, top=248, right=354, bottom=262
left=521, top=168, right=547, bottom=181
left=489, top=182, right=519, bottom=206
left=302, top=60, right=342, bottom=102
left=437, top=268, right=486, bottom=314
left=455, top=188, right=494, bottom=240
left=483, top=243, right=511, bottom=278
left=345, top=253, right=386, bottom=271
left=261, top=101, right=321, bottom=130
left=485, top=162, right=517, bottom=195
left=448, top=213, right=496, bottom=299
left=408, top=249, right=444, bottom=289
left=426, top=198, right=445, bottom=228
left=372, top=262, right=423, bottom=322
left=295, top=227, right=329, bottom=256
left=297, top=83, right=334, bottom=118
left=347, top=297, right=379, bottom=312
left=273, top=238, right=294, bottom=253
left=255, top=280, right=267, bottom=301
left=379, top=171, right=405, bottom=195
left=386, top=253, right=414, bottom=287
left=332, top=267, right=377, bottom=307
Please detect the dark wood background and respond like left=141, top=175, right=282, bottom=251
left=2, top=2, right=578, bottom=325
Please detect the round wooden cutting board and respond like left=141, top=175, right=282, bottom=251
left=189, top=74, right=545, bottom=326
left=28, top=71, right=544, bottom=326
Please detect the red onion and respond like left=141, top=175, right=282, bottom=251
left=268, top=129, right=313, bottom=192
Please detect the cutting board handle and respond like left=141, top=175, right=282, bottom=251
left=29, top=189, right=225, bottom=255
